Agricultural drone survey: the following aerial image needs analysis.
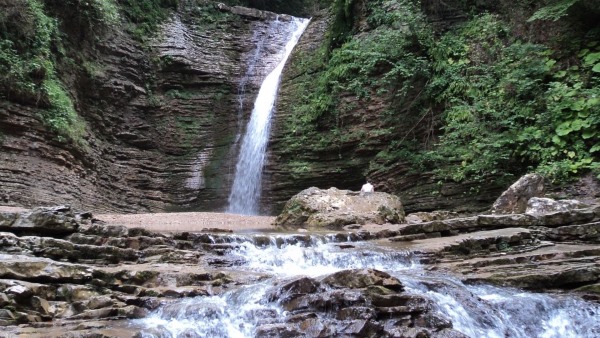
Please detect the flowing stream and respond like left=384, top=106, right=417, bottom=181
left=227, top=18, right=310, bottom=215
left=136, top=234, right=600, bottom=338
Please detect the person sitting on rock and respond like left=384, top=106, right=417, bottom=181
left=361, top=182, right=374, bottom=196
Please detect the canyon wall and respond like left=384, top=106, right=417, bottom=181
left=0, top=2, right=293, bottom=212
left=2, top=0, right=596, bottom=215
left=264, top=2, right=504, bottom=215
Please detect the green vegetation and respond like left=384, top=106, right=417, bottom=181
left=219, top=0, right=328, bottom=17
left=58, top=0, right=120, bottom=29
left=528, top=0, right=582, bottom=22
left=0, top=0, right=185, bottom=145
left=422, top=12, right=599, bottom=182
left=281, top=0, right=600, bottom=185
left=118, top=0, right=179, bottom=41
left=0, top=0, right=87, bottom=145
left=166, top=89, right=195, bottom=100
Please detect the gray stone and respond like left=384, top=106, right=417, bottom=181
left=322, top=269, right=404, bottom=292
left=406, top=211, right=460, bottom=223
left=478, top=214, right=538, bottom=227
left=4, top=206, right=79, bottom=235
left=274, top=187, right=405, bottom=229
left=0, top=292, right=10, bottom=307
left=536, top=209, right=596, bottom=227
left=490, top=173, right=545, bottom=214
left=526, top=197, right=589, bottom=215
left=0, top=212, right=17, bottom=227
left=31, top=296, right=51, bottom=316
left=0, top=280, right=56, bottom=302
left=547, top=222, right=600, bottom=242
left=0, top=254, right=94, bottom=283
left=86, top=296, right=115, bottom=310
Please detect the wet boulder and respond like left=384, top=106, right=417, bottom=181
left=274, top=187, right=405, bottom=229
left=490, top=174, right=545, bottom=214
left=255, top=323, right=304, bottom=338
left=266, top=270, right=461, bottom=338
left=322, top=269, right=404, bottom=292
left=277, top=277, right=321, bottom=295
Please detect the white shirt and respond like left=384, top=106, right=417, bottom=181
left=361, top=182, right=374, bottom=194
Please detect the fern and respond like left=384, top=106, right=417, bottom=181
left=527, top=0, right=580, bottom=22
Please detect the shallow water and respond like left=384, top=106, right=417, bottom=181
left=136, top=234, right=600, bottom=338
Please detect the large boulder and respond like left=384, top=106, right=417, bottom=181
left=274, top=187, right=405, bottom=229
left=490, top=174, right=545, bottom=214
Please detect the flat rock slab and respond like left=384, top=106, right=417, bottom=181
left=0, top=206, right=80, bottom=235
left=0, top=254, right=95, bottom=282
left=399, top=228, right=534, bottom=254
left=434, top=242, right=600, bottom=291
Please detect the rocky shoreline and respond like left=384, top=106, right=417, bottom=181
left=0, top=199, right=598, bottom=336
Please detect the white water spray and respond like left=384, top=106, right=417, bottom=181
left=227, top=18, right=310, bottom=215
left=137, top=236, right=600, bottom=338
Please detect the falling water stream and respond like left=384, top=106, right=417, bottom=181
left=136, top=235, right=599, bottom=337
left=227, top=18, right=310, bottom=215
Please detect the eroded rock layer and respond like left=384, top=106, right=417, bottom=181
left=0, top=3, right=293, bottom=213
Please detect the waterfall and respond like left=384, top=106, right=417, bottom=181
left=227, top=18, right=310, bottom=215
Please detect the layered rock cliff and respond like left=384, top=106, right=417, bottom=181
left=1, top=0, right=598, bottom=215
left=0, top=1, right=297, bottom=212
left=264, top=1, right=506, bottom=215
left=265, top=0, right=600, bottom=214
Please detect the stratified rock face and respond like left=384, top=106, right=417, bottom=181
left=0, top=3, right=295, bottom=213
left=0, top=206, right=239, bottom=330
left=264, top=7, right=505, bottom=215
left=274, top=187, right=405, bottom=229
left=490, top=173, right=545, bottom=214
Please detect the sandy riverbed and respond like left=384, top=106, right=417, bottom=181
left=95, top=212, right=277, bottom=233
left=0, top=206, right=277, bottom=232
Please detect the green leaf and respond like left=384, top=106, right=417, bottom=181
left=545, top=59, right=557, bottom=68
left=578, top=48, right=590, bottom=58
left=584, top=52, right=600, bottom=65
left=527, top=0, right=579, bottom=22
left=552, top=135, right=562, bottom=144
left=571, top=119, right=585, bottom=131
left=582, top=129, right=596, bottom=139
left=591, top=144, right=600, bottom=153
left=592, top=63, right=600, bottom=73
left=570, top=100, right=586, bottom=111
left=556, top=121, right=572, bottom=136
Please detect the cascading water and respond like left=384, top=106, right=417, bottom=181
left=136, top=235, right=600, bottom=338
left=227, top=18, right=310, bottom=215
left=232, top=21, right=278, bottom=151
